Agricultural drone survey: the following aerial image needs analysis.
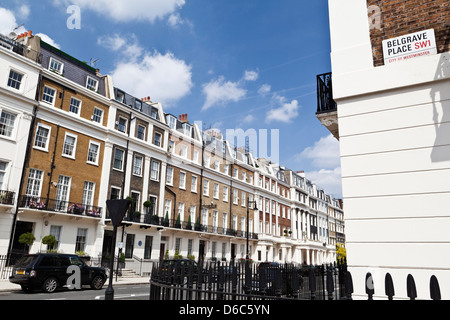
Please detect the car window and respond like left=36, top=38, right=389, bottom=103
left=39, top=256, right=56, bottom=267
left=15, top=255, right=39, bottom=268
left=57, top=257, right=71, bottom=267
left=69, top=256, right=84, bottom=266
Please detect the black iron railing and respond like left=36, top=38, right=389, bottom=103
left=316, top=72, right=337, bottom=114
left=0, top=191, right=15, bottom=205
left=18, top=195, right=102, bottom=218
left=150, top=260, right=352, bottom=300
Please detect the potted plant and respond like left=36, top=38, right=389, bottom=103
left=175, top=213, right=181, bottom=228
left=143, top=200, right=153, bottom=215
left=186, top=215, right=192, bottom=230
left=42, top=235, right=57, bottom=252
left=133, top=211, right=141, bottom=222
left=194, top=216, right=201, bottom=231
left=164, top=211, right=169, bottom=227
left=174, top=250, right=183, bottom=259
left=18, top=232, right=35, bottom=253
left=119, top=252, right=126, bottom=269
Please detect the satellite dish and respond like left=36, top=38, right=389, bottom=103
left=8, top=32, right=17, bottom=40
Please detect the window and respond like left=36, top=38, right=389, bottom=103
left=223, top=164, right=229, bottom=175
left=181, top=145, right=188, bottom=158
left=214, top=160, right=220, bottom=171
left=125, top=233, right=135, bottom=259
left=179, top=171, right=186, bottom=189
left=151, top=160, right=160, bottom=181
left=193, top=150, right=199, bottom=163
left=150, top=108, right=158, bottom=120
left=188, top=239, right=193, bottom=257
left=204, top=155, right=210, bottom=168
left=144, top=236, right=153, bottom=259
left=168, top=140, right=175, bottom=153
left=154, top=132, right=162, bottom=147
left=133, top=155, right=143, bottom=176
left=167, top=115, right=176, bottom=130
left=223, top=186, right=228, bottom=202
left=75, top=228, right=87, bottom=253
left=164, top=199, right=172, bottom=217
left=203, top=179, right=209, bottom=196
left=34, top=123, right=51, bottom=151
left=166, top=167, right=174, bottom=185
left=177, top=203, right=184, bottom=223
left=55, top=175, right=71, bottom=211
left=137, top=125, right=145, bottom=140
left=241, top=192, right=246, bottom=207
left=134, top=99, right=142, bottom=111
left=62, top=133, right=77, bottom=158
left=191, top=175, right=197, bottom=193
left=190, top=206, right=196, bottom=226
left=0, top=110, right=16, bottom=138
left=86, top=76, right=98, bottom=91
left=92, top=108, right=103, bottom=124
left=0, top=162, right=7, bottom=190
left=42, top=86, right=56, bottom=105
left=87, top=141, right=100, bottom=165
left=233, top=189, right=238, bottom=205
left=113, top=148, right=124, bottom=171
left=49, top=57, right=64, bottom=74
left=110, top=187, right=121, bottom=200
left=49, top=226, right=62, bottom=250
left=130, top=191, right=140, bottom=213
left=26, top=169, right=43, bottom=197
left=213, top=183, right=219, bottom=199
left=117, top=117, right=127, bottom=133
left=7, top=70, right=23, bottom=90
left=69, top=97, right=81, bottom=115
left=82, top=181, right=95, bottom=208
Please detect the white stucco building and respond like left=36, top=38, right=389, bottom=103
left=319, top=0, right=450, bottom=299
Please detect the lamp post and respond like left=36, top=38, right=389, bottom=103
left=246, top=197, right=258, bottom=263
left=105, top=199, right=131, bottom=301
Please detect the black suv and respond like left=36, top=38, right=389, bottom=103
left=160, top=259, right=208, bottom=282
left=9, top=253, right=107, bottom=293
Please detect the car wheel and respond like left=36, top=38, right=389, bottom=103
left=90, top=275, right=105, bottom=290
left=42, top=277, right=58, bottom=293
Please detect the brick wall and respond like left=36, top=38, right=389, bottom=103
left=367, top=0, right=450, bottom=66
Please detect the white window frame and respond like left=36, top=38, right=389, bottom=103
left=87, top=140, right=100, bottom=165
left=49, top=57, right=64, bottom=74
left=42, top=85, right=56, bottom=106
left=233, top=189, right=238, bottom=205
left=110, top=186, right=121, bottom=200
left=92, top=107, right=104, bottom=124
left=33, top=123, right=51, bottom=152
left=69, top=97, right=82, bottom=116
left=117, top=116, right=128, bottom=133
left=203, top=179, right=209, bottom=197
left=150, top=160, right=160, bottom=181
left=154, top=132, right=162, bottom=147
left=0, top=108, right=18, bottom=139
left=7, top=69, right=23, bottom=91
left=223, top=186, right=228, bottom=202
left=179, top=171, right=186, bottom=190
left=133, top=154, right=143, bottom=177
left=62, top=132, right=77, bottom=159
left=137, top=125, right=146, bottom=140
left=191, top=175, right=197, bottom=193
left=213, top=183, right=219, bottom=199
left=0, top=161, right=8, bottom=190
left=86, top=76, right=99, bottom=92
left=180, top=145, right=188, bottom=158
left=82, top=181, right=95, bottom=208
left=113, top=148, right=125, bottom=171
left=166, top=167, right=174, bottom=186
left=25, top=168, right=44, bottom=197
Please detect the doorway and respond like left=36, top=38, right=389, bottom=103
left=10, top=221, right=34, bottom=265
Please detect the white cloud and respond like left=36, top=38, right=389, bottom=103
left=265, top=99, right=299, bottom=123
left=296, top=134, right=341, bottom=169
left=97, top=34, right=143, bottom=60
left=244, top=70, right=259, bottom=81
left=36, top=33, right=61, bottom=49
left=55, top=0, right=186, bottom=23
left=295, top=134, right=342, bottom=197
left=305, top=167, right=342, bottom=198
left=17, top=4, right=30, bottom=20
left=258, top=84, right=271, bottom=96
left=242, top=114, right=255, bottom=123
left=202, top=76, right=247, bottom=111
left=111, top=50, right=193, bottom=107
left=0, top=7, right=25, bottom=35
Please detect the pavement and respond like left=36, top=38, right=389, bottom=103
left=0, top=276, right=150, bottom=292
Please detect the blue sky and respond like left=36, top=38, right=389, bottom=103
left=0, top=0, right=342, bottom=198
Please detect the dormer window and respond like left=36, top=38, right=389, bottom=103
left=134, top=99, right=142, bottom=111
left=150, top=107, right=158, bottom=120
left=49, top=57, right=64, bottom=74
left=182, top=123, right=192, bottom=137
left=86, top=76, right=98, bottom=91
left=116, top=90, right=125, bottom=103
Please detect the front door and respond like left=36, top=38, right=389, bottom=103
left=159, top=243, right=165, bottom=262
left=10, top=221, right=34, bottom=265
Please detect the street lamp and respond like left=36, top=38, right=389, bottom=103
left=246, top=197, right=258, bottom=263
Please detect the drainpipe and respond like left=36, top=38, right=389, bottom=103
left=45, top=125, right=60, bottom=209
left=199, top=140, right=205, bottom=226
left=6, top=73, right=42, bottom=265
